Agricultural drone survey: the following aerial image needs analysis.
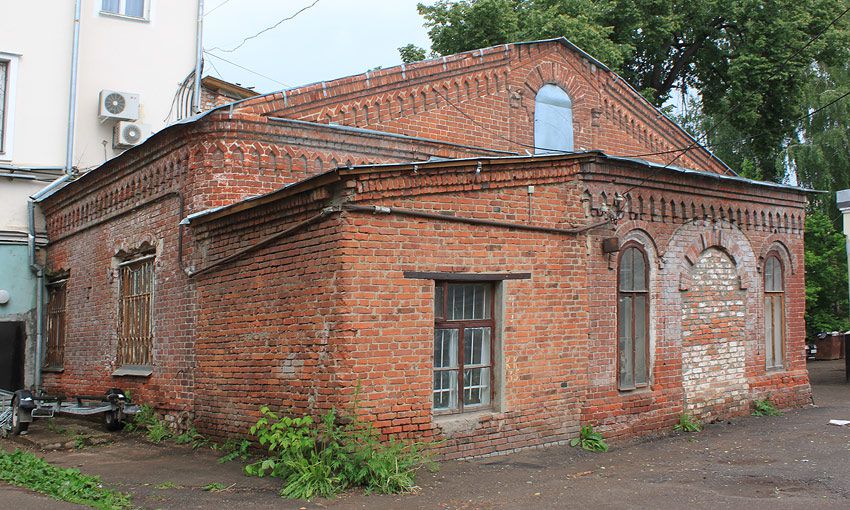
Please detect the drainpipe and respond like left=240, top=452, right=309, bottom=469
left=27, top=201, right=44, bottom=392
left=65, top=0, right=81, bottom=175
left=26, top=0, right=81, bottom=390
left=192, top=0, right=204, bottom=114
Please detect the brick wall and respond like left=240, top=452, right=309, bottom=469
left=178, top=155, right=810, bottom=458
left=234, top=40, right=729, bottom=175
left=681, top=248, right=748, bottom=419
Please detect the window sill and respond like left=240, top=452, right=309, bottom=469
left=112, top=365, right=153, bottom=377
left=99, top=11, right=150, bottom=23
left=434, top=409, right=494, bottom=436
left=41, top=367, right=64, bottom=374
left=618, top=385, right=652, bottom=395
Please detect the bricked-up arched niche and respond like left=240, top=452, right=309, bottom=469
left=660, top=220, right=759, bottom=419
left=534, top=84, right=573, bottom=154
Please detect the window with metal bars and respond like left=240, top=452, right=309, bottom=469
left=117, top=255, right=154, bottom=367
left=764, top=254, right=785, bottom=369
left=44, top=280, right=67, bottom=370
left=433, top=282, right=495, bottom=413
left=618, top=244, right=650, bottom=390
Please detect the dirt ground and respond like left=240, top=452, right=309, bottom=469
left=3, top=359, right=849, bottom=509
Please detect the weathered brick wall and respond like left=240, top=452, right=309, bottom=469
left=190, top=203, right=350, bottom=438
left=580, top=159, right=810, bottom=440
left=681, top=248, right=748, bottom=419
left=40, top=142, right=196, bottom=415
left=235, top=41, right=728, bottom=175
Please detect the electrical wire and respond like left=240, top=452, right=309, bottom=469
left=203, top=0, right=237, bottom=18
left=206, top=0, right=321, bottom=53
left=203, top=50, right=291, bottom=88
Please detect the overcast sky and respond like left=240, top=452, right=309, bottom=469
left=202, top=0, right=432, bottom=94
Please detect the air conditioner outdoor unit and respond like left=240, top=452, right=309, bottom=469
left=99, top=90, right=140, bottom=120
left=113, top=121, right=150, bottom=149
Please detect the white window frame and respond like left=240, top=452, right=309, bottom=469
left=99, top=0, right=151, bottom=21
left=0, top=52, right=20, bottom=161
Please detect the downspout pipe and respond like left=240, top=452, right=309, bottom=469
left=27, top=200, right=44, bottom=392
left=65, top=0, right=82, bottom=175
left=192, top=0, right=204, bottom=114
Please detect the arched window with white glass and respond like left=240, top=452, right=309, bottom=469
left=534, top=84, right=574, bottom=154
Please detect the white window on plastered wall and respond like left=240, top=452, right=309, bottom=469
left=534, top=84, right=574, bottom=154
left=101, top=0, right=149, bottom=20
left=0, top=53, right=19, bottom=160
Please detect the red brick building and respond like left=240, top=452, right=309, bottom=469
left=36, top=39, right=811, bottom=458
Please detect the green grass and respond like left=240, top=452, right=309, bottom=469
left=0, top=449, right=131, bottom=510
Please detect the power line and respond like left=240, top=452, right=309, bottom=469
left=203, top=0, right=237, bottom=18
left=206, top=0, right=321, bottom=53
left=203, top=50, right=291, bottom=88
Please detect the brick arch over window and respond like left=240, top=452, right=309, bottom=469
left=758, top=238, right=797, bottom=275
left=659, top=220, right=759, bottom=370
left=615, top=224, right=662, bottom=268
left=678, top=227, right=754, bottom=292
left=514, top=61, right=598, bottom=150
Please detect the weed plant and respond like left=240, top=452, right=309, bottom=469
left=674, top=414, right=703, bottom=433
left=243, top=406, right=430, bottom=499
left=570, top=425, right=609, bottom=452
left=752, top=398, right=782, bottom=417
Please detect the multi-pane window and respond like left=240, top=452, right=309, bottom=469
left=433, top=282, right=494, bottom=413
left=0, top=60, right=7, bottom=153
left=44, top=280, right=67, bottom=370
left=618, top=245, right=649, bottom=390
left=118, top=255, right=154, bottom=367
left=101, top=0, right=147, bottom=19
left=764, top=255, right=784, bottom=369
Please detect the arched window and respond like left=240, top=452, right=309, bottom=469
left=618, top=244, right=649, bottom=390
left=534, top=84, right=573, bottom=154
left=764, top=255, right=784, bottom=369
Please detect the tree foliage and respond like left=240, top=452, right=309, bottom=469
left=410, top=0, right=850, bottom=182
left=804, top=210, right=850, bottom=336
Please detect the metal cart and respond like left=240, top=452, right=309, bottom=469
left=1, top=387, right=139, bottom=437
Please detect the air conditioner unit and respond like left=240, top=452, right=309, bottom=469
left=99, top=90, right=140, bottom=120
left=113, top=121, right=150, bottom=149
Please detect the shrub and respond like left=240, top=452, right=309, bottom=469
left=674, top=414, right=703, bottom=433
left=243, top=406, right=429, bottom=499
left=570, top=425, right=609, bottom=452
left=752, top=398, right=782, bottom=417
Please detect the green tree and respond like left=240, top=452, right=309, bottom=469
left=399, top=44, right=430, bottom=64
left=410, top=0, right=850, bottom=181
left=804, top=210, right=850, bottom=337
left=789, top=63, right=850, bottom=216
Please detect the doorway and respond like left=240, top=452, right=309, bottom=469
left=0, top=322, right=25, bottom=391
